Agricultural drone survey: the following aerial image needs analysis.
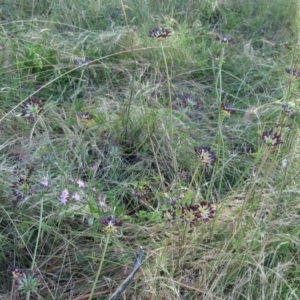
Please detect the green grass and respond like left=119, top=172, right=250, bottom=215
left=1, top=0, right=300, bottom=299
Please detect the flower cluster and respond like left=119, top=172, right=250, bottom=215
left=10, top=266, right=42, bottom=292
left=195, top=146, right=217, bottom=168
left=132, top=184, right=152, bottom=202
left=162, top=202, right=216, bottom=226
left=75, top=57, right=91, bottom=66
left=214, top=34, right=235, bottom=43
left=179, top=94, right=201, bottom=110
left=11, top=178, right=33, bottom=202
left=59, top=189, right=70, bottom=205
left=282, top=104, right=296, bottom=119
left=148, top=28, right=171, bottom=39
left=262, top=129, right=282, bottom=147
left=285, top=67, right=300, bottom=77
left=221, top=102, right=236, bottom=116
left=100, top=216, right=123, bottom=234
left=58, top=179, right=87, bottom=205
left=77, top=112, right=93, bottom=121
left=21, top=98, right=43, bottom=120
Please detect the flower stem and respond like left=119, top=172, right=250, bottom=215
left=88, top=234, right=110, bottom=300
left=160, top=43, right=176, bottom=170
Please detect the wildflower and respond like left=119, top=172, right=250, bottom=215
left=98, top=200, right=106, bottom=207
left=71, top=192, right=81, bottom=202
left=132, top=185, right=151, bottom=201
left=214, top=34, right=235, bottom=43
left=285, top=67, right=300, bottom=77
left=98, top=195, right=111, bottom=212
left=11, top=178, right=32, bottom=201
left=180, top=94, right=200, bottom=110
left=59, top=189, right=69, bottom=205
left=10, top=266, right=42, bottom=292
left=221, top=102, right=236, bottom=116
left=21, top=98, right=43, bottom=120
left=40, top=179, right=50, bottom=188
left=162, top=202, right=216, bottom=226
left=282, top=104, right=296, bottom=119
left=90, top=164, right=98, bottom=172
left=162, top=209, right=177, bottom=223
left=262, top=129, right=282, bottom=147
left=100, top=216, right=123, bottom=234
left=77, top=112, right=93, bottom=120
left=181, top=206, right=199, bottom=225
left=191, top=201, right=216, bottom=222
left=148, top=28, right=171, bottom=39
left=195, top=146, right=217, bottom=168
left=75, top=179, right=87, bottom=188
left=75, top=58, right=91, bottom=66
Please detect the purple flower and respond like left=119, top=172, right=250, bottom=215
left=190, top=201, right=216, bottom=222
left=71, top=192, right=81, bottom=202
left=90, top=164, right=98, bottom=172
left=100, top=216, right=123, bottom=227
left=214, top=34, right=235, bottom=43
left=162, top=209, right=177, bottom=223
left=162, top=202, right=216, bottom=226
left=262, top=129, right=282, bottom=147
left=77, top=112, right=93, bottom=120
left=40, top=179, right=50, bottom=188
left=221, top=102, right=236, bottom=116
left=21, top=98, right=43, bottom=120
left=285, top=68, right=300, bottom=77
left=75, top=179, right=86, bottom=188
left=59, top=189, right=69, bottom=205
left=282, top=104, right=296, bottom=119
left=148, top=28, right=171, bottom=39
left=11, top=178, right=33, bottom=201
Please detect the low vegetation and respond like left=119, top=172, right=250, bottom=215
left=1, top=0, right=300, bottom=299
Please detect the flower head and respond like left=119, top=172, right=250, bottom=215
left=214, top=35, right=235, bottom=43
left=100, top=216, right=123, bottom=234
left=21, top=98, right=43, bottom=120
left=90, top=164, right=98, bottom=172
left=71, top=192, right=81, bottom=202
left=162, top=209, right=177, bottom=223
left=162, top=202, right=216, bottom=226
left=180, top=94, right=201, bottom=110
left=191, top=201, right=216, bottom=222
left=148, top=28, right=171, bottom=39
left=40, top=179, right=50, bottom=188
left=195, top=146, right=217, bottom=168
left=77, top=112, right=93, bottom=120
left=221, top=102, right=236, bottom=116
left=282, top=104, right=296, bottom=119
left=262, top=129, right=282, bottom=147
left=10, top=266, right=42, bottom=292
left=59, top=189, right=69, bottom=205
left=11, top=178, right=32, bottom=201
left=285, top=68, right=300, bottom=77
left=75, top=179, right=87, bottom=188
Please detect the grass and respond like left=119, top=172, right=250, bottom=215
left=1, top=0, right=300, bottom=299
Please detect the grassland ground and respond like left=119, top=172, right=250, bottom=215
left=0, top=0, right=300, bottom=299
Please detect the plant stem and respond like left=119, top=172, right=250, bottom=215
left=88, top=234, right=110, bottom=300
left=160, top=43, right=176, bottom=170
